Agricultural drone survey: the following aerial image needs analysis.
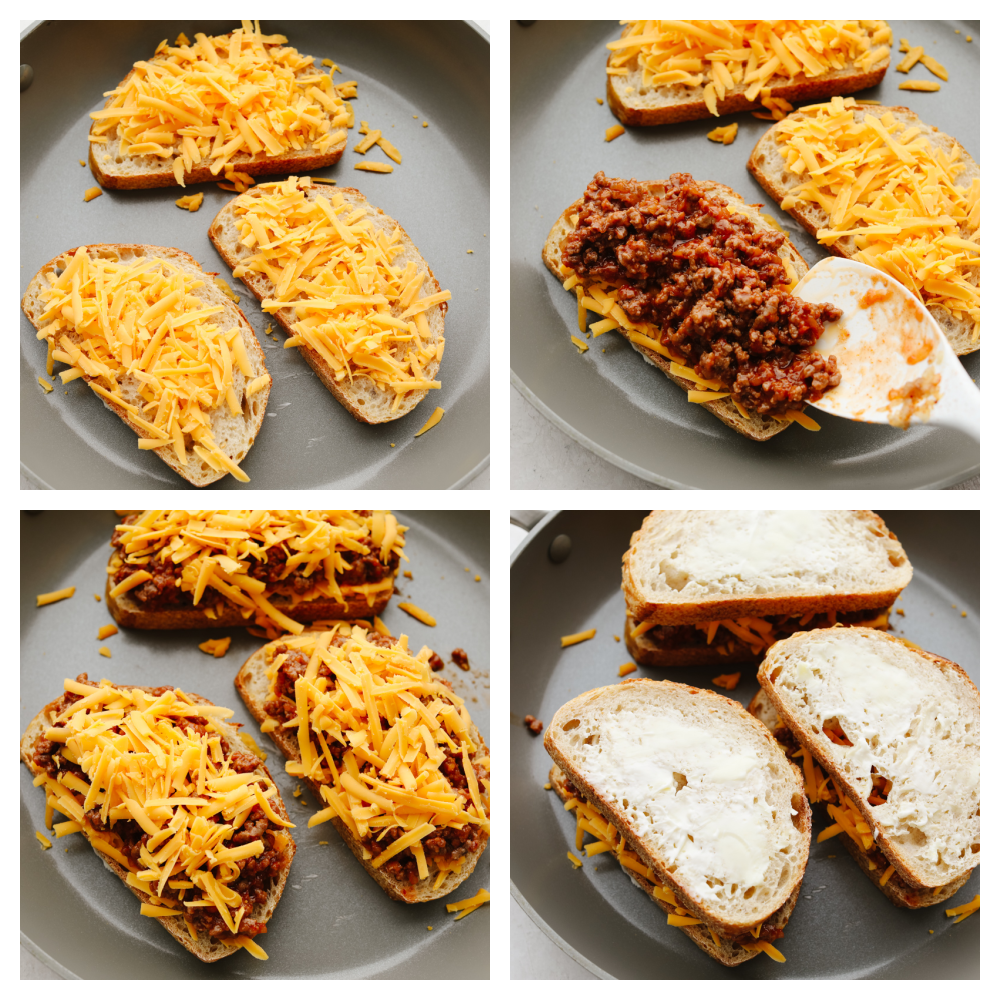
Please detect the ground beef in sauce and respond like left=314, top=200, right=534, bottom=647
left=428, top=651, right=445, bottom=672
left=524, top=715, right=544, bottom=736
left=451, top=648, right=470, bottom=671
left=563, top=172, right=842, bottom=417
left=111, top=515, right=398, bottom=611
left=32, top=678, right=286, bottom=941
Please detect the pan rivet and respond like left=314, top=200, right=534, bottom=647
left=548, top=534, right=572, bottom=563
left=20, top=64, right=34, bottom=91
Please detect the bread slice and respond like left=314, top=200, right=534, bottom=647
left=544, top=678, right=811, bottom=962
left=747, top=687, right=973, bottom=908
left=543, top=178, right=819, bottom=441
left=748, top=106, right=980, bottom=355
left=88, top=32, right=347, bottom=190
left=548, top=763, right=800, bottom=966
left=235, top=634, right=488, bottom=902
left=606, top=25, right=890, bottom=126
left=20, top=682, right=294, bottom=962
left=21, top=245, right=270, bottom=486
left=210, top=180, right=446, bottom=423
left=758, top=628, right=980, bottom=891
left=622, top=510, right=912, bottom=627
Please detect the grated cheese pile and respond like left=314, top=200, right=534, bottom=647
left=34, top=249, right=261, bottom=481
left=230, top=177, right=450, bottom=407
left=88, top=20, right=352, bottom=186
left=773, top=96, right=980, bottom=340
left=110, top=510, right=405, bottom=635
left=265, top=626, right=489, bottom=889
left=34, top=677, right=293, bottom=957
left=608, top=20, right=892, bottom=116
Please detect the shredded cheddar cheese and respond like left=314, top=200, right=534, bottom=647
left=445, top=887, right=489, bottom=919
left=109, top=510, right=405, bottom=635
left=561, top=629, right=597, bottom=648
left=37, top=587, right=76, bottom=607
left=199, top=637, right=233, bottom=657
left=34, top=248, right=263, bottom=481
left=88, top=21, right=354, bottom=186
left=608, top=21, right=892, bottom=116
left=229, top=176, right=448, bottom=405
left=175, top=192, right=205, bottom=212
left=707, top=123, right=738, bottom=144
left=267, top=627, right=489, bottom=882
left=771, top=96, right=979, bottom=342
left=32, top=677, right=293, bottom=952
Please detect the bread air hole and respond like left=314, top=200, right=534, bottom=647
left=822, top=717, right=853, bottom=747
left=769, top=667, right=782, bottom=683
left=888, top=551, right=906, bottom=567
left=744, top=886, right=756, bottom=899
left=583, top=734, right=599, bottom=746
left=561, top=719, right=580, bottom=731
left=673, top=772, right=687, bottom=794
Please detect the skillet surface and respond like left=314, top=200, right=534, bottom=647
left=20, top=21, right=489, bottom=489
left=21, top=510, right=489, bottom=979
left=511, top=510, right=979, bottom=978
left=511, top=21, right=979, bottom=488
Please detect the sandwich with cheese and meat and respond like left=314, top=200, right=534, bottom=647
left=545, top=678, right=811, bottom=966
left=21, top=674, right=295, bottom=962
left=106, top=510, right=405, bottom=635
left=623, top=510, right=912, bottom=668
left=751, top=627, right=980, bottom=908
left=236, top=624, right=490, bottom=902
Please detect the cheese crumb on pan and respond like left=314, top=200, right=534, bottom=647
left=88, top=20, right=354, bottom=186
left=561, top=628, right=596, bottom=648
left=83, top=187, right=102, bottom=202
left=414, top=406, right=444, bottom=437
left=175, top=192, right=205, bottom=212
left=397, top=602, right=437, bottom=627
left=37, top=587, right=76, bottom=607
left=605, top=124, right=625, bottom=141
left=707, top=123, right=738, bottom=144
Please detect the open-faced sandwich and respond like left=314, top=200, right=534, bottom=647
left=544, top=172, right=845, bottom=439
left=107, top=510, right=405, bottom=633
left=236, top=624, right=490, bottom=901
left=21, top=674, right=295, bottom=962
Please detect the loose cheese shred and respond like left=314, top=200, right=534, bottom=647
left=711, top=672, right=741, bottom=691
left=33, top=249, right=264, bottom=481
left=38, top=376, right=54, bottom=393
left=84, top=187, right=103, bottom=202
left=707, top=123, right=738, bottom=144
left=31, top=677, right=293, bottom=954
left=771, top=96, right=979, bottom=342
left=561, top=629, right=597, bottom=648
left=605, top=124, right=626, bottom=142
left=97, top=624, right=119, bottom=640
left=445, top=887, right=490, bottom=919
left=414, top=406, right=445, bottom=437
left=229, top=176, right=448, bottom=401
left=109, top=511, right=405, bottom=635
left=619, top=663, right=638, bottom=677
left=98, top=646, right=112, bottom=658
left=175, top=193, right=205, bottom=212
left=397, top=602, right=437, bottom=627
left=608, top=21, right=892, bottom=116
left=36, top=831, right=52, bottom=849
left=37, top=587, right=76, bottom=607
left=354, top=162, right=394, bottom=173
left=88, top=22, right=353, bottom=184
left=266, top=626, right=488, bottom=884
left=899, top=80, right=941, bottom=92
left=567, top=851, right=583, bottom=868
left=199, top=637, right=233, bottom=658
left=945, top=894, right=980, bottom=924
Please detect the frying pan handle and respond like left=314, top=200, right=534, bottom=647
left=510, top=510, right=547, bottom=531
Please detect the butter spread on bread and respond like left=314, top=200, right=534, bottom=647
left=210, top=177, right=449, bottom=424
left=107, top=510, right=405, bottom=634
left=21, top=675, right=295, bottom=962
left=236, top=625, right=490, bottom=902
left=88, top=21, right=352, bottom=190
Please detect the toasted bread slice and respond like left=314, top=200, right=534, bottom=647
left=544, top=678, right=811, bottom=960
left=748, top=106, right=980, bottom=355
left=209, top=180, right=446, bottom=424
left=758, top=628, right=980, bottom=891
left=21, top=244, right=270, bottom=487
left=235, top=633, right=488, bottom=902
left=622, top=510, right=912, bottom=627
left=747, top=687, right=974, bottom=908
left=606, top=24, right=890, bottom=126
left=88, top=31, right=347, bottom=190
left=543, top=179, right=819, bottom=441
left=20, top=683, right=294, bottom=963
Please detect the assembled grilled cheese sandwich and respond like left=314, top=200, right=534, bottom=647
left=544, top=679, right=811, bottom=966
left=622, top=510, right=912, bottom=667
left=753, top=627, right=980, bottom=907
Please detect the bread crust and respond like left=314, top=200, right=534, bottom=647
left=20, top=683, right=294, bottom=963
left=209, top=180, right=446, bottom=424
left=21, top=244, right=270, bottom=487
left=747, top=106, right=980, bottom=355
left=758, top=629, right=980, bottom=890
left=234, top=639, right=489, bottom=902
left=542, top=179, right=820, bottom=441
left=88, top=41, right=347, bottom=191
left=622, top=510, right=912, bottom=626
left=544, top=679, right=810, bottom=943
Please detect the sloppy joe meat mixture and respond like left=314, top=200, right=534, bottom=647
left=563, top=172, right=842, bottom=417
left=32, top=674, right=287, bottom=941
